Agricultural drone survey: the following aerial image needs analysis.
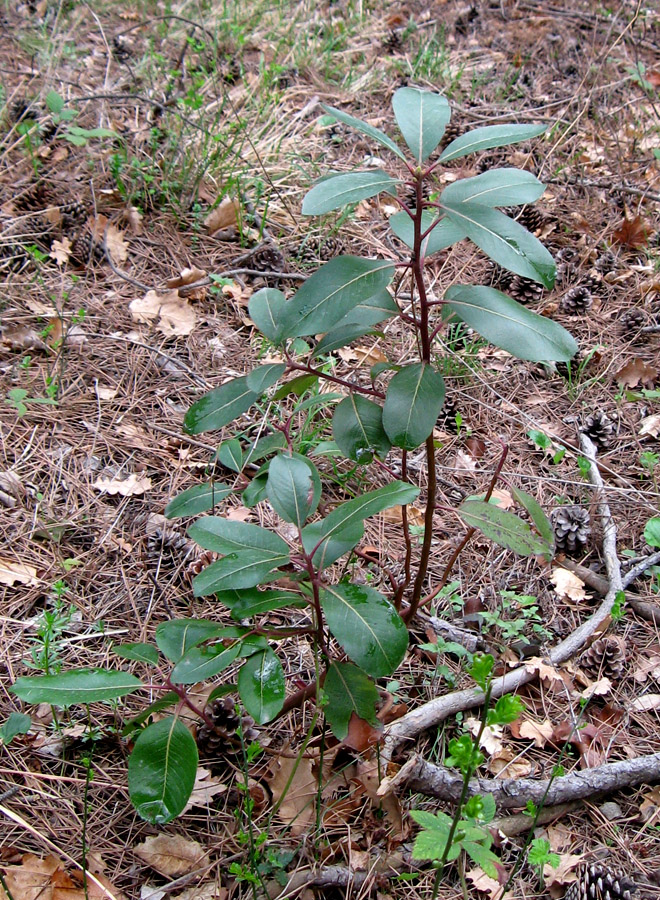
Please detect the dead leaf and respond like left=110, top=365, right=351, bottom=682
left=95, top=385, right=118, bottom=400
left=466, top=868, right=512, bottom=900
left=550, top=568, right=587, bottom=602
left=613, top=215, right=649, bottom=248
left=93, top=472, right=151, bottom=496
left=126, top=206, right=143, bottom=235
left=381, top=504, right=425, bottom=527
left=344, top=712, right=383, bottom=751
left=518, top=718, right=554, bottom=747
left=0, top=557, right=39, bottom=586
left=524, top=657, right=567, bottom=690
left=639, top=414, right=660, bottom=438
left=104, top=224, right=128, bottom=264
left=115, top=423, right=153, bottom=450
left=268, top=756, right=317, bottom=835
left=171, top=885, right=227, bottom=900
left=167, top=267, right=207, bottom=289
left=465, top=435, right=487, bottom=459
left=488, top=747, right=532, bottom=777
left=615, top=357, right=658, bottom=389
left=226, top=505, right=252, bottom=522
left=337, top=344, right=388, bottom=367
left=129, top=290, right=197, bottom=337
left=182, top=767, right=227, bottom=813
left=467, top=717, right=505, bottom=755
left=633, top=651, right=660, bottom=683
left=452, top=448, right=478, bottom=473
left=205, top=197, right=240, bottom=235
left=0, top=324, right=47, bottom=351
left=543, top=852, right=581, bottom=891
left=49, top=236, right=72, bottom=266
left=580, top=676, right=612, bottom=699
left=491, top=488, right=514, bottom=509
left=631, top=693, right=660, bottom=712
left=639, top=786, right=660, bottom=822
left=0, top=853, right=126, bottom=900
left=353, top=758, right=404, bottom=838
left=134, top=834, right=209, bottom=877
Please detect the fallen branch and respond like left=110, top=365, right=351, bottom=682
left=560, top=555, right=660, bottom=624
left=381, top=751, right=660, bottom=810
left=383, top=436, right=622, bottom=756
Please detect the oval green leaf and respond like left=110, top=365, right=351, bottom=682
left=392, top=87, right=450, bottom=163
left=164, top=481, right=233, bottom=519
left=312, top=324, right=378, bottom=358
left=323, top=662, right=380, bottom=741
left=113, top=643, right=160, bottom=666
left=266, top=452, right=321, bottom=527
left=170, top=640, right=242, bottom=684
left=188, top=518, right=290, bottom=556
left=238, top=648, right=285, bottom=724
left=302, top=170, right=400, bottom=216
left=441, top=202, right=555, bottom=288
left=441, top=168, right=545, bottom=207
left=216, top=438, right=244, bottom=473
left=184, top=376, right=258, bottom=435
left=128, top=717, right=198, bottom=824
left=382, top=363, right=446, bottom=450
left=389, top=210, right=467, bottom=256
left=246, top=363, right=286, bottom=394
left=336, top=289, right=399, bottom=328
left=321, top=104, right=406, bottom=160
left=644, top=517, right=660, bottom=548
left=321, top=583, right=408, bottom=678
left=248, top=288, right=288, bottom=343
left=445, top=285, right=577, bottom=362
left=11, top=669, right=143, bottom=706
left=332, top=394, right=391, bottom=463
left=279, top=256, right=395, bottom=338
left=217, top=588, right=307, bottom=619
left=0, top=712, right=32, bottom=745
left=458, top=498, right=552, bottom=556
left=155, top=619, right=229, bottom=662
left=439, top=123, right=547, bottom=163
left=301, top=520, right=365, bottom=570
left=192, top=551, right=289, bottom=596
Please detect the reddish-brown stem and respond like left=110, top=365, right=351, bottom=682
left=284, top=355, right=385, bottom=399
left=393, top=450, right=413, bottom=610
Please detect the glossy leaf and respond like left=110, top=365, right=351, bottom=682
left=216, top=438, right=244, bottom=473
left=321, top=103, right=406, bottom=160
left=155, top=619, right=228, bottom=662
left=312, top=324, right=377, bottom=358
left=509, top=485, right=555, bottom=556
left=128, top=717, right=198, bottom=824
left=278, top=256, right=395, bottom=338
left=184, top=376, right=258, bottom=435
left=266, top=452, right=321, bottom=527
left=321, top=583, right=408, bottom=677
left=170, top=640, right=242, bottom=684
left=164, top=481, right=232, bottom=519
left=336, top=289, right=399, bottom=328
left=301, top=520, right=365, bottom=570
left=11, top=669, right=143, bottom=706
left=445, top=285, right=577, bottom=361
left=441, top=201, right=555, bottom=288
left=217, top=588, right=307, bottom=619
left=392, top=87, right=450, bottom=163
left=441, top=168, right=545, bottom=207
left=238, top=648, right=286, bottom=724
left=246, top=363, right=286, bottom=394
left=192, top=551, right=289, bottom=595
left=302, top=170, right=399, bottom=215
left=382, top=363, right=445, bottom=450
left=458, top=499, right=552, bottom=557
left=389, top=210, right=467, bottom=256
left=332, top=395, right=391, bottom=463
left=439, top=123, right=547, bottom=162
left=188, top=518, right=290, bottom=557
left=113, top=643, right=160, bottom=666
left=323, top=662, right=380, bottom=740
left=248, top=288, right=288, bottom=343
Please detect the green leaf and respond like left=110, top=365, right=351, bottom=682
left=246, top=363, right=286, bottom=394
left=164, top=481, right=233, bottom=518
left=11, top=669, right=143, bottom=706
left=113, top=643, right=160, bottom=666
left=392, top=87, right=450, bottom=163
left=321, top=583, right=408, bottom=677
left=45, top=90, right=64, bottom=114
left=155, top=619, right=229, bottom=662
left=192, top=551, right=290, bottom=595
left=332, top=395, right=391, bottom=463
left=644, top=517, right=660, bottom=548
left=128, top=717, right=198, bottom=824
left=382, top=363, right=445, bottom=450
left=509, top=486, right=555, bottom=555
left=217, top=588, right=307, bottom=619
left=441, top=202, right=555, bottom=288
left=188, top=518, right=290, bottom=556
left=458, top=499, right=552, bottom=556
left=244, top=431, right=288, bottom=467
left=170, top=640, right=242, bottom=684
left=266, top=452, right=321, bottom=527
left=238, top=648, right=286, bottom=724
left=336, top=289, right=399, bottom=328
left=487, top=694, right=525, bottom=725
left=321, top=104, right=406, bottom=160
left=389, top=210, right=467, bottom=256
left=445, top=285, right=577, bottom=362
left=272, top=374, right=319, bottom=401
left=441, top=168, right=545, bottom=207
left=301, top=520, right=364, bottom=570
left=242, top=473, right=269, bottom=507
left=323, top=662, right=380, bottom=740
left=184, top=376, right=258, bottom=435
left=464, top=842, right=500, bottom=879
left=312, top=324, right=378, bottom=358
left=439, top=122, right=547, bottom=162
left=302, top=171, right=400, bottom=216
left=248, top=288, right=288, bottom=343
left=310, top=481, right=420, bottom=547
left=216, top=438, right=244, bottom=473
left=0, top=712, right=31, bottom=745
left=122, top=693, right=180, bottom=734
left=279, top=256, right=395, bottom=338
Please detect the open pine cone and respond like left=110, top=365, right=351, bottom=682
left=196, top=697, right=259, bottom=758
left=581, top=411, right=615, bottom=449
left=579, top=636, right=627, bottom=682
left=551, top=506, right=591, bottom=555
left=565, top=864, right=635, bottom=900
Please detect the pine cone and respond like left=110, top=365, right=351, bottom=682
left=186, top=550, right=218, bottom=581
left=560, top=285, right=593, bottom=315
left=246, top=242, right=285, bottom=273
left=508, top=273, right=545, bottom=304
left=296, top=236, right=344, bottom=264
left=565, top=864, right=635, bottom=900
left=439, top=120, right=464, bottom=152
left=59, top=201, right=89, bottom=231
left=556, top=247, right=580, bottom=286
left=70, top=229, right=105, bottom=265
left=383, top=29, right=403, bottom=52
left=502, top=205, right=546, bottom=236
left=581, top=411, right=615, bottom=449
left=555, top=350, right=582, bottom=379
left=0, top=242, right=30, bottom=273
left=436, top=394, right=460, bottom=433
left=594, top=250, right=618, bottom=275
left=619, top=308, right=646, bottom=335
left=579, top=636, right=627, bottom=682
left=196, top=697, right=259, bottom=757
left=551, top=506, right=591, bottom=555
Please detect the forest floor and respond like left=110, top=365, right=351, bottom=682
left=0, top=0, right=659, bottom=898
